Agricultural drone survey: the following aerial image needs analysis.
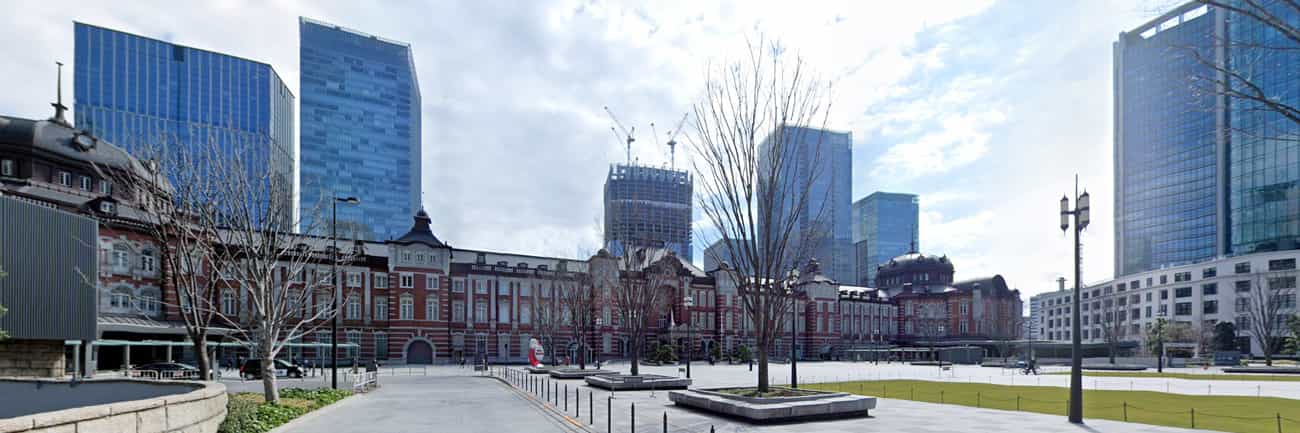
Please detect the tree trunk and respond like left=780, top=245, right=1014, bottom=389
left=191, top=337, right=210, bottom=380
left=578, top=330, right=586, bottom=370
left=1109, top=343, right=1116, bottom=364
left=757, top=349, right=769, bottom=393
left=261, top=357, right=280, bottom=404
left=630, top=342, right=640, bottom=376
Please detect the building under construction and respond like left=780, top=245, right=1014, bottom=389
left=603, top=163, right=693, bottom=262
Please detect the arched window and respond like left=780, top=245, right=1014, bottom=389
left=399, top=294, right=414, bottom=320
left=111, top=245, right=132, bottom=273
left=138, top=288, right=161, bottom=314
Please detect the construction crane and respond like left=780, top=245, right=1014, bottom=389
left=604, top=106, right=635, bottom=164
left=664, top=113, right=688, bottom=168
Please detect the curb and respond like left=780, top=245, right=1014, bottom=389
left=263, top=392, right=368, bottom=433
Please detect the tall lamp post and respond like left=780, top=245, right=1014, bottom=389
left=683, top=295, right=694, bottom=378
left=786, top=268, right=801, bottom=388
left=1059, top=177, right=1090, bottom=424
left=331, top=196, right=360, bottom=389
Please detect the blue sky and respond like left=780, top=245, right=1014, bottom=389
left=0, top=0, right=1173, bottom=299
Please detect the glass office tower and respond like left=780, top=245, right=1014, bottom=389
left=759, top=125, right=853, bottom=283
left=1113, top=3, right=1220, bottom=275
left=1227, top=2, right=1300, bottom=254
left=73, top=22, right=296, bottom=221
left=1115, top=1, right=1300, bottom=276
left=299, top=17, right=421, bottom=240
left=852, top=192, right=919, bottom=287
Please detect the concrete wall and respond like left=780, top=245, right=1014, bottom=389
left=0, top=340, right=64, bottom=377
left=0, top=380, right=227, bottom=433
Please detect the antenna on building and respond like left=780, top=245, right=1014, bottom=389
left=51, top=61, right=69, bottom=125
left=604, top=106, right=636, bottom=164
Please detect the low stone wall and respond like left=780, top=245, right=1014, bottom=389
left=0, top=340, right=64, bottom=378
left=548, top=369, right=615, bottom=379
left=0, top=379, right=227, bottom=433
left=669, top=388, right=875, bottom=422
left=585, top=374, right=691, bottom=390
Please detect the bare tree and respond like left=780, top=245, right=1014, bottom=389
left=1241, top=272, right=1296, bottom=366
left=914, top=302, right=949, bottom=363
left=1097, top=294, right=1129, bottom=364
left=95, top=137, right=232, bottom=381
left=689, top=36, right=833, bottom=393
left=206, top=148, right=346, bottom=403
left=533, top=273, right=566, bottom=367
left=601, top=248, right=678, bottom=376
left=558, top=270, right=599, bottom=369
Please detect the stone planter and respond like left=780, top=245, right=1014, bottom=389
left=525, top=366, right=554, bottom=374
left=1081, top=364, right=1148, bottom=371
left=668, top=387, right=875, bottom=423
left=1223, top=367, right=1300, bottom=374
left=0, top=378, right=226, bottom=433
left=548, top=368, right=616, bottom=379
left=584, top=374, right=691, bottom=390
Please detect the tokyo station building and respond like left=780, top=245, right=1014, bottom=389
left=2, top=112, right=1021, bottom=370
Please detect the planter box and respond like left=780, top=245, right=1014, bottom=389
left=1081, top=364, right=1147, bottom=371
left=585, top=374, right=691, bottom=391
left=548, top=369, right=616, bottom=379
left=525, top=366, right=554, bottom=374
left=669, top=387, right=875, bottom=423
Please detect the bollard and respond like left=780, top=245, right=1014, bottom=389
left=589, top=391, right=593, bottom=424
left=607, top=395, right=612, bottom=433
left=565, top=384, right=569, bottom=412
left=711, top=426, right=715, bottom=433
left=577, top=389, right=580, bottom=418
left=631, top=403, right=636, bottom=433
left=663, top=412, right=667, bottom=433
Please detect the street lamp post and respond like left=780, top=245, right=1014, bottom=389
left=683, top=295, right=694, bottom=378
left=1059, top=176, right=1090, bottom=424
left=331, top=196, right=360, bottom=389
left=786, top=269, right=801, bottom=388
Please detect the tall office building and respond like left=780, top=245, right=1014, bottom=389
left=299, top=17, right=421, bottom=240
left=852, top=192, right=919, bottom=287
left=73, top=23, right=295, bottom=219
left=1114, top=2, right=1300, bottom=276
left=759, top=125, right=853, bottom=283
left=603, top=163, right=692, bottom=261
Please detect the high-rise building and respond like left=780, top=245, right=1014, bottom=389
left=702, top=238, right=743, bottom=272
left=759, top=125, right=853, bottom=283
left=73, top=22, right=296, bottom=220
left=1114, top=2, right=1300, bottom=276
left=603, top=163, right=692, bottom=261
left=852, top=192, right=919, bottom=287
left=299, top=17, right=421, bottom=240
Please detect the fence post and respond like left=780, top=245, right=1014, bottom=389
left=977, top=392, right=981, bottom=408
left=1277, top=413, right=1282, bottom=433
left=1066, top=399, right=1069, bottom=415
left=1016, top=395, right=1020, bottom=411
left=940, top=390, right=945, bottom=404
left=663, top=412, right=667, bottom=433
left=910, top=387, right=914, bottom=400
left=1191, top=408, right=1196, bottom=429
left=1123, top=402, right=1127, bottom=421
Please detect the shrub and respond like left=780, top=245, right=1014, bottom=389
left=218, top=389, right=352, bottom=433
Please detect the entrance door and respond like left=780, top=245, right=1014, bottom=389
left=407, top=340, right=434, bottom=364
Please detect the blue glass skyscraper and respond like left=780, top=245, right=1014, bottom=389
left=852, top=192, right=919, bottom=287
left=1114, top=1, right=1300, bottom=276
left=299, top=17, right=421, bottom=240
left=759, top=125, right=853, bottom=283
left=73, top=22, right=295, bottom=219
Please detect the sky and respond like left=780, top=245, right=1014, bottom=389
left=1, top=0, right=1180, bottom=300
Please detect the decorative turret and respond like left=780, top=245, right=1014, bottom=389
left=390, top=208, right=445, bottom=248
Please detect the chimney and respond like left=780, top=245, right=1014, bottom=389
left=1056, top=277, right=1067, bottom=292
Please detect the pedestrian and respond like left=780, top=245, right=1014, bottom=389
left=748, top=357, right=753, bottom=371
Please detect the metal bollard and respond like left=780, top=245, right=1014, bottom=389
left=576, top=388, right=580, bottom=417
left=565, top=384, right=569, bottom=411
left=589, top=391, right=593, bottom=424
left=663, top=412, right=667, bottom=433
left=632, top=403, right=636, bottom=433
left=607, top=395, right=612, bottom=433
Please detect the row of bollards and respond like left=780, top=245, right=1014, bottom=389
left=500, top=367, right=715, bottom=433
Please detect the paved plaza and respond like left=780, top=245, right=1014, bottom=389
left=250, top=361, right=1300, bottom=432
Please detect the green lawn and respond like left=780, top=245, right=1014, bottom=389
left=1045, top=371, right=1300, bottom=382
left=807, top=380, right=1300, bottom=433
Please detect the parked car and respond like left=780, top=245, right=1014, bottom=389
left=132, top=362, right=202, bottom=379
left=240, top=359, right=304, bottom=379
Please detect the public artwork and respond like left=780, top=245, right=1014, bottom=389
left=528, top=338, right=546, bottom=367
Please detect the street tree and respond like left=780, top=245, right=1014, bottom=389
left=1097, top=294, right=1129, bottom=364
left=689, top=36, right=833, bottom=393
left=600, top=248, right=678, bottom=376
left=1213, top=321, right=1238, bottom=352
left=558, top=270, right=599, bottom=369
left=1240, top=272, right=1295, bottom=366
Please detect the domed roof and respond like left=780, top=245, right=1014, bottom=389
left=878, top=252, right=953, bottom=272
left=390, top=209, right=444, bottom=248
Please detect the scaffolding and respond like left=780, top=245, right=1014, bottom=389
left=603, top=163, right=693, bottom=261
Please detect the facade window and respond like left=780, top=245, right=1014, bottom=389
left=1203, top=300, right=1218, bottom=314
left=400, top=273, right=414, bottom=288
left=1203, top=267, right=1217, bottom=278
left=375, top=296, right=389, bottom=320
left=99, top=201, right=115, bottom=214
left=140, top=250, right=156, bottom=273
left=453, top=280, right=465, bottom=292
left=1268, top=276, right=1297, bottom=289
left=426, top=296, right=439, bottom=321
left=0, top=159, right=13, bottom=176
left=375, top=332, right=388, bottom=359
left=1269, top=259, right=1297, bottom=271
left=80, top=176, right=92, bottom=191
left=346, top=330, right=360, bottom=359
left=375, top=273, right=389, bottom=288
left=453, top=301, right=465, bottom=322
left=99, top=180, right=112, bottom=195
left=1235, top=280, right=1252, bottom=292
left=1175, top=287, right=1192, bottom=298
left=475, top=301, right=488, bottom=323
left=1174, top=272, right=1191, bottom=282
left=399, top=295, right=414, bottom=320
left=498, top=281, right=510, bottom=295
left=221, top=290, right=236, bottom=315
left=1131, top=280, right=1141, bottom=289
left=427, top=275, right=439, bottom=290
left=1159, top=275, right=1167, bottom=284
left=520, top=284, right=531, bottom=297
left=348, top=272, right=362, bottom=287
left=474, top=280, right=487, bottom=294
left=1202, top=283, right=1218, bottom=295
left=1235, top=262, right=1251, bottom=274
left=1175, top=302, right=1192, bottom=316
left=1160, top=290, right=1168, bottom=300
left=111, top=245, right=131, bottom=273
left=347, top=294, right=361, bottom=319
left=1235, top=297, right=1250, bottom=313
left=58, top=171, right=71, bottom=186
left=110, top=288, right=132, bottom=308
left=520, top=303, right=531, bottom=324
left=498, top=303, right=511, bottom=323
